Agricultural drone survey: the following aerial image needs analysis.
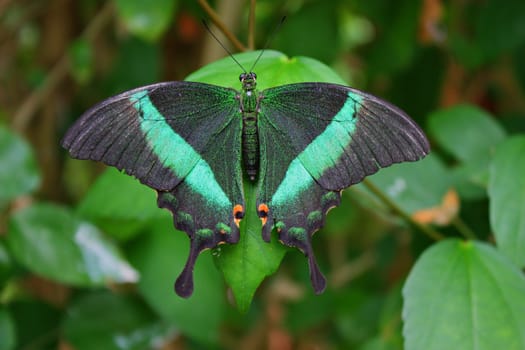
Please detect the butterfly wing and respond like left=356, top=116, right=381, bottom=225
left=62, top=82, right=244, bottom=297
left=256, top=82, right=429, bottom=293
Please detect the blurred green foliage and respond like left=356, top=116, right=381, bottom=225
left=1, top=0, right=525, bottom=349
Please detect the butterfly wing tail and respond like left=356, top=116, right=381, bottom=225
left=271, top=188, right=341, bottom=294
left=158, top=190, right=241, bottom=298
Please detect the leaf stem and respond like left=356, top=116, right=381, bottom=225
left=362, top=178, right=445, bottom=241
left=198, top=0, right=247, bottom=52
left=452, top=216, right=477, bottom=240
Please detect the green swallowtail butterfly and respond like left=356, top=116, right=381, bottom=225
left=62, top=51, right=429, bottom=298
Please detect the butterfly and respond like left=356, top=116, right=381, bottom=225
left=62, top=51, right=429, bottom=298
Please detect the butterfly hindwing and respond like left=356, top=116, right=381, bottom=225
left=62, top=82, right=244, bottom=297
left=257, top=83, right=430, bottom=293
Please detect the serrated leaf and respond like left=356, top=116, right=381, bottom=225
left=114, top=0, right=177, bottom=42
left=402, top=239, right=525, bottom=350
left=488, top=136, right=525, bottom=267
left=77, top=167, right=163, bottom=240
left=127, top=217, right=225, bottom=344
left=0, top=125, right=40, bottom=209
left=7, top=203, right=138, bottom=286
left=427, top=104, right=506, bottom=162
left=63, top=291, right=169, bottom=350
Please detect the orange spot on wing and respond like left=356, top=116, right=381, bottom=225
left=233, top=204, right=244, bottom=227
left=258, top=203, right=269, bottom=226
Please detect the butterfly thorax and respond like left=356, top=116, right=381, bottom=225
left=239, top=72, right=260, bottom=181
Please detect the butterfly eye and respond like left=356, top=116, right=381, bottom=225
left=239, top=73, right=246, bottom=82
left=251, top=72, right=257, bottom=80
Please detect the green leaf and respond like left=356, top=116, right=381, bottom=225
left=77, top=167, right=163, bottom=240
left=186, top=50, right=347, bottom=89
left=187, top=50, right=346, bottom=310
left=428, top=104, right=506, bottom=199
left=428, top=104, right=506, bottom=162
left=214, top=178, right=287, bottom=312
left=450, top=155, right=491, bottom=200
left=0, top=307, right=16, bottom=350
left=7, top=203, right=138, bottom=286
left=402, top=239, right=525, bottom=350
left=366, top=154, right=451, bottom=214
left=488, top=136, right=525, bottom=267
left=0, top=125, right=40, bottom=209
left=63, top=291, right=169, bottom=350
left=127, top=217, right=225, bottom=345
left=114, top=0, right=177, bottom=42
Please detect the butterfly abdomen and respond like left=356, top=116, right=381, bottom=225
left=242, top=112, right=259, bottom=181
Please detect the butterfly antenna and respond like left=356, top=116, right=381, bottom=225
left=202, top=20, right=247, bottom=73
left=248, top=16, right=286, bottom=73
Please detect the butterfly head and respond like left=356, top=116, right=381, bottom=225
left=240, top=72, right=257, bottom=92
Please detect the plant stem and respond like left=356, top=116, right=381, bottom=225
left=198, top=0, right=247, bottom=52
left=362, top=178, right=445, bottom=241
left=248, top=0, right=256, bottom=50
left=11, top=2, right=114, bottom=132
left=452, top=216, right=477, bottom=240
